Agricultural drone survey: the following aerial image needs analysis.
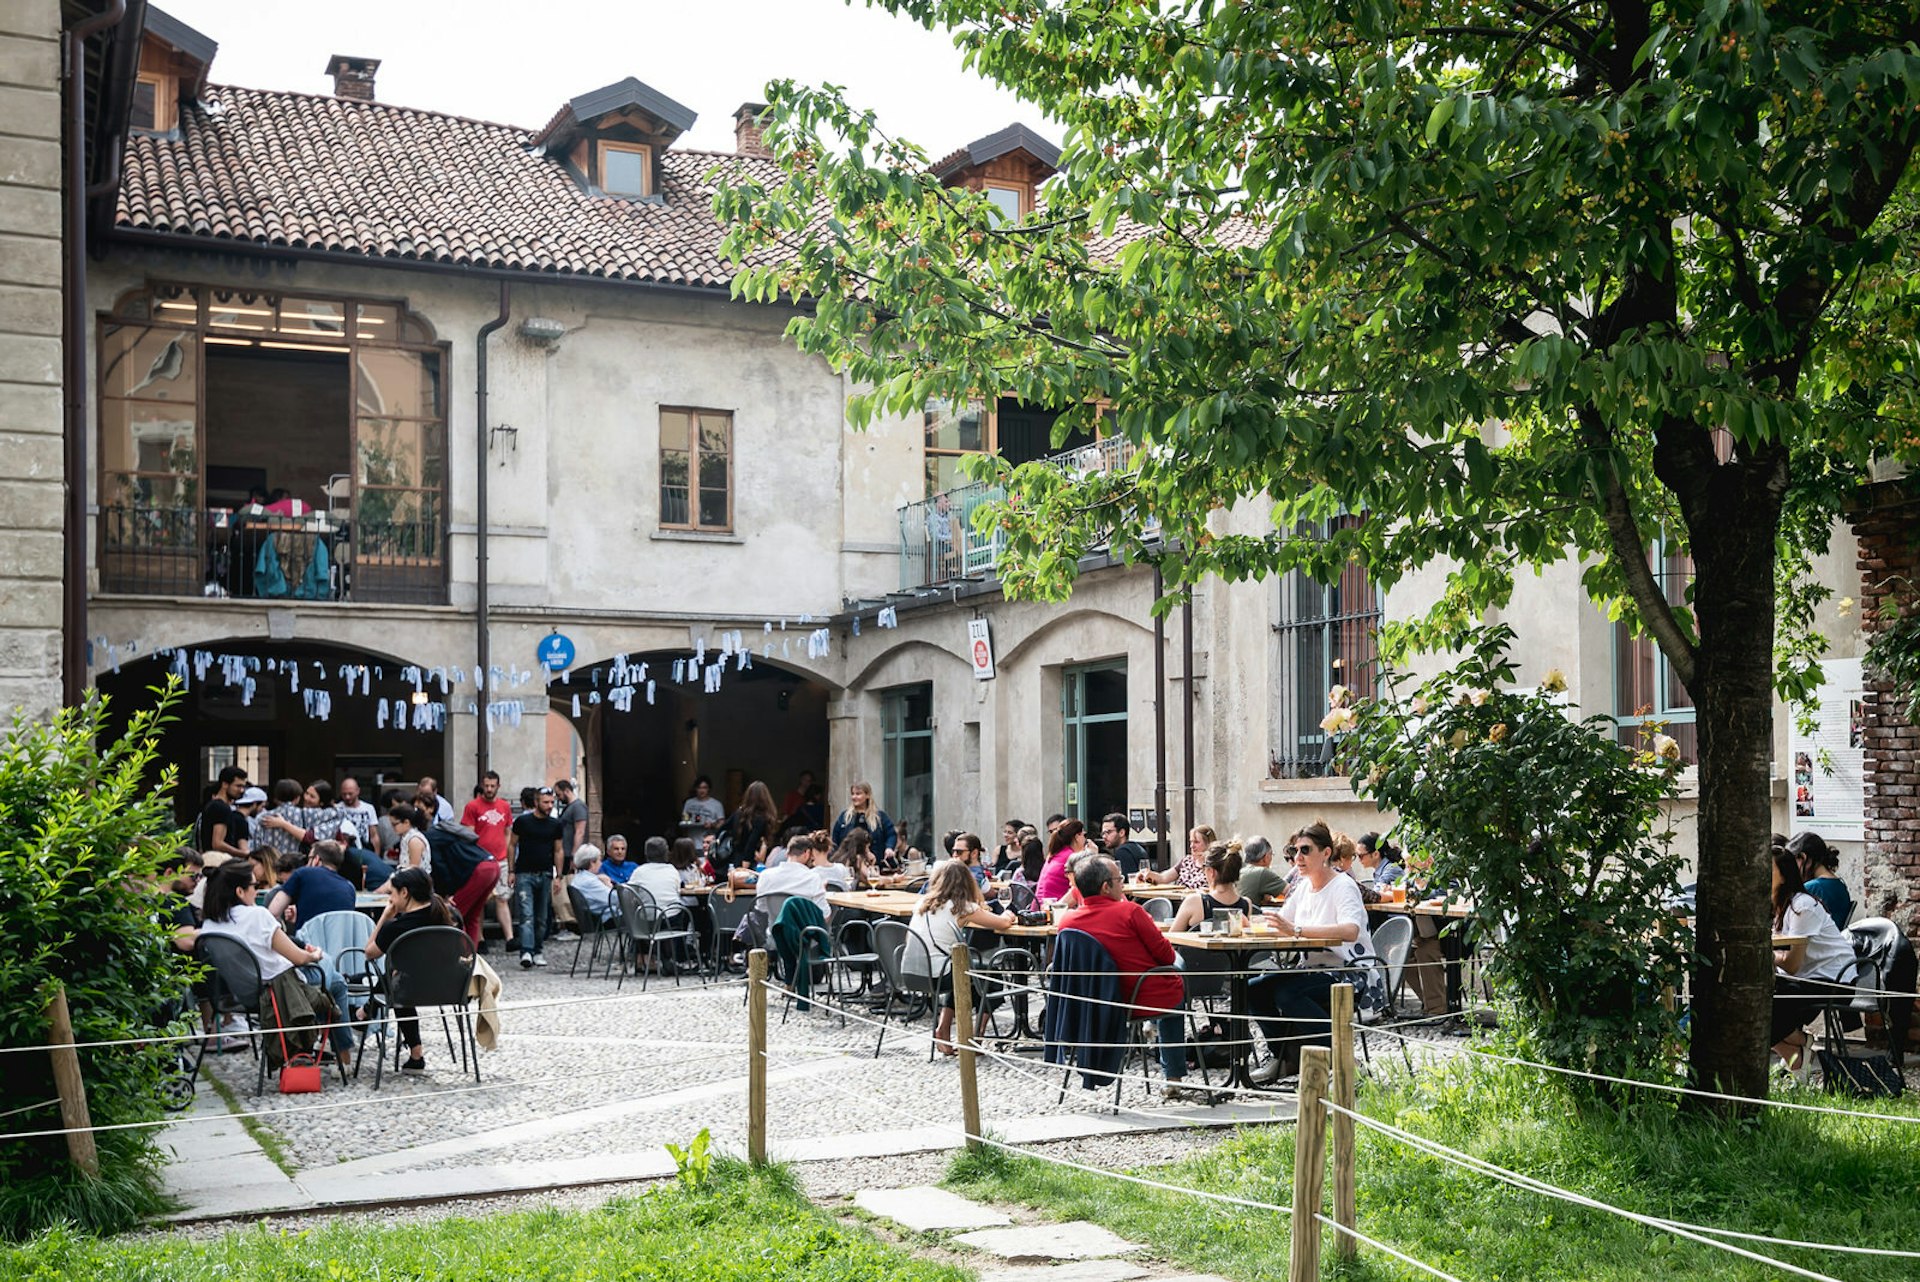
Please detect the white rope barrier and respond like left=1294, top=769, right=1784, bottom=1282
left=1323, top=1100, right=1845, bottom=1282
left=1358, top=1024, right=1920, bottom=1126
left=1313, top=1213, right=1466, bottom=1282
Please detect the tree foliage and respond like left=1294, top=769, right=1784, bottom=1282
left=1334, top=627, right=1690, bottom=1080
left=717, top=0, right=1920, bottom=1097
left=0, top=689, right=187, bottom=1237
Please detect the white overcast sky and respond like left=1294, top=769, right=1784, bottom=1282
left=156, top=0, right=1049, bottom=156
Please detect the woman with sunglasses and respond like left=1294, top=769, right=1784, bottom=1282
left=198, top=861, right=356, bottom=1069
left=1246, top=820, right=1371, bottom=1085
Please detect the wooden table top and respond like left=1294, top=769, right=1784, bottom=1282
left=1371, top=899, right=1475, bottom=919
left=1164, top=929, right=1321, bottom=952
left=825, top=889, right=923, bottom=917
left=1124, top=884, right=1190, bottom=899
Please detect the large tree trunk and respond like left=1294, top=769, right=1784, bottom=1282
left=1681, top=459, right=1787, bottom=1105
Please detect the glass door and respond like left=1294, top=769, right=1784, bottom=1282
left=882, top=684, right=935, bottom=858
left=1063, top=662, right=1127, bottom=824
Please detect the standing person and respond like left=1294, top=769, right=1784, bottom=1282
left=1247, top=821, right=1373, bottom=1084
left=461, top=771, right=515, bottom=954
left=197, top=766, right=252, bottom=856
left=509, top=786, right=566, bottom=969
left=336, top=776, right=379, bottom=849
left=830, top=781, right=897, bottom=870
left=781, top=771, right=816, bottom=821
left=719, top=780, right=780, bottom=876
left=680, top=776, right=725, bottom=841
left=1100, top=813, right=1149, bottom=877
left=234, top=787, right=269, bottom=850
left=254, top=779, right=314, bottom=858
left=363, top=867, right=454, bottom=1073
left=555, top=778, right=589, bottom=861
left=414, top=776, right=456, bottom=826
left=791, top=783, right=827, bottom=831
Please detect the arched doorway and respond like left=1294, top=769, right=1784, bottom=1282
left=98, top=637, right=448, bottom=827
left=552, top=652, right=831, bottom=844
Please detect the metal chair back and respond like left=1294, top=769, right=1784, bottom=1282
left=383, top=925, right=476, bottom=1010
left=1142, top=895, right=1174, bottom=922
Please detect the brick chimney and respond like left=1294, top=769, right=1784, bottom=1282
left=734, top=102, right=771, bottom=158
left=325, top=55, right=381, bottom=102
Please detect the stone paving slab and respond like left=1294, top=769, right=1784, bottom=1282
left=854, top=1186, right=1012, bottom=1231
left=952, top=1221, right=1144, bottom=1262
left=977, top=1262, right=1152, bottom=1282
left=1157, top=1275, right=1236, bottom=1282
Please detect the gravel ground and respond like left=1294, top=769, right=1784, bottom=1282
left=197, top=951, right=1312, bottom=1179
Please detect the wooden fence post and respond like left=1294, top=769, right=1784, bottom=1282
left=1289, top=1044, right=1330, bottom=1282
left=46, top=984, right=98, bottom=1178
left=747, top=948, right=768, bottom=1166
left=950, top=943, right=983, bottom=1152
left=1329, top=982, right=1357, bottom=1261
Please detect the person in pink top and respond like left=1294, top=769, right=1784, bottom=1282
left=460, top=770, right=514, bottom=948
left=1035, top=819, right=1090, bottom=903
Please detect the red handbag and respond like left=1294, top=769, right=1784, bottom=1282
left=270, top=989, right=324, bottom=1095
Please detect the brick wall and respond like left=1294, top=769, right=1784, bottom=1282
left=1851, top=479, right=1920, bottom=949
left=0, top=0, right=68, bottom=720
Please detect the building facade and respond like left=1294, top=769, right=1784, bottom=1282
left=47, top=7, right=1910, bottom=937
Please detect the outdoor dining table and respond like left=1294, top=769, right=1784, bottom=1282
left=352, top=890, right=388, bottom=916
left=1164, top=927, right=1321, bottom=1088
left=825, top=889, right=923, bottom=918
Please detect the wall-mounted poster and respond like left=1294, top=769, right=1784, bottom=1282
left=1785, top=657, right=1865, bottom=842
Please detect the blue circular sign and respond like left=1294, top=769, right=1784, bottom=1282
left=538, top=633, right=576, bottom=672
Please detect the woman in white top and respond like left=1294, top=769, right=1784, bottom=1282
left=1246, top=820, right=1372, bottom=1084
left=389, top=802, right=432, bottom=873
left=1770, top=848, right=1856, bottom=1074
left=906, top=861, right=1015, bottom=1055
left=197, top=861, right=356, bottom=1066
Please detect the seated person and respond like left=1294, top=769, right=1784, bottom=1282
left=831, top=828, right=880, bottom=889
left=1356, top=832, right=1404, bottom=888
left=600, top=834, right=640, bottom=885
left=753, top=834, right=834, bottom=921
left=364, top=867, right=456, bottom=1073
left=629, top=836, right=688, bottom=913
left=198, top=861, right=355, bottom=1070
left=1137, top=824, right=1216, bottom=888
left=267, top=840, right=358, bottom=936
left=568, top=847, right=619, bottom=923
left=1058, top=854, right=1211, bottom=1102
left=907, top=861, right=1016, bottom=1054
left=1235, top=837, right=1288, bottom=904
left=1770, top=848, right=1857, bottom=1076
left=1035, top=820, right=1089, bottom=903
left=1788, top=831, right=1850, bottom=931
left=1248, top=821, right=1372, bottom=1085
left=949, top=832, right=992, bottom=890
left=1170, top=841, right=1253, bottom=932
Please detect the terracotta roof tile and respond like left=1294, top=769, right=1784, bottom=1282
left=117, top=84, right=783, bottom=289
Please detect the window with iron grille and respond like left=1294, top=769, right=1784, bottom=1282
left=1269, top=516, right=1381, bottom=779
left=1613, top=539, right=1697, bottom=763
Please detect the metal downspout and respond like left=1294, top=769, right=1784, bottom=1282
left=61, top=0, right=130, bottom=707
left=475, top=282, right=510, bottom=777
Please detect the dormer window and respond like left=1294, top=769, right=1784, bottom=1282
left=131, top=73, right=171, bottom=132
left=598, top=141, right=652, bottom=199
left=982, top=181, right=1025, bottom=222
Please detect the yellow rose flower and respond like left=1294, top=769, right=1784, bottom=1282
left=1651, top=733, right=1681, bottom=762
left=1489, top=723, right=1508, bottom=743
left=1541, top=668, right=1567, bottom=693
left=1319, top=706, right=1357, bottom=735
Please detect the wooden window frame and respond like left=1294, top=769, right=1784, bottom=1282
left=596, top=140, right=653, bottom=199
left=131, top=72, right=175, bottom=133
left=659, top=406, right=733, bottom=534
left=981, top=180, right=1028, bottom=220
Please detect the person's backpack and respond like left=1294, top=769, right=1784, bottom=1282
left=425, top=821, right=491, bottom=897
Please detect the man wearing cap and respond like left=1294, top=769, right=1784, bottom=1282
left=234, top=786, right=269, bottom=852
left=197, top=766, right=251, bottom=857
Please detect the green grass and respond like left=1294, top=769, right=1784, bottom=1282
left=202, top=1074, right=296, bottom=1178
left=945, top=1061, right=1920, bottom=1281
left=0, top=1161, right=970, bottom=1282
left=0, top=1132, right=172, bottom=1244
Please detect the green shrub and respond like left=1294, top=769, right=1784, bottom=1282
left=1335, top=626, right=1690, bottom=1082
left=0, top=688, right=188, bottom=1238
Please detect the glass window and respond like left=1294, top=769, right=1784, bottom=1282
left=131, top=77, right=158, bottom=131
left=882, top=684, right=935, bottom=858
left=1270, top=516, right=1380, bottom=779
left=100, top=325, right=196, bottom=403
left=602, top=144, right=650, bottom=198
left=1064, top=663, right=1127, bottom=822
left=661, top=408, right=731, bottom=532
left=983, top=184, right=1024, bottom=221
left=355, top=348, right=442, bottom=420
left=1614, top=541, right=1697, bottom=762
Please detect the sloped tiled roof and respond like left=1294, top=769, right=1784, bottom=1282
left=115, top=84, right=785, bottom=289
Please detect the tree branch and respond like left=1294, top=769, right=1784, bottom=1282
left=1580, top=409, right=1699, bottom=686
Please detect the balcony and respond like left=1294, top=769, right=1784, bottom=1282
left=98, top=502, right=448, bottom=605
left=898, top=435, right=1138, bottom=591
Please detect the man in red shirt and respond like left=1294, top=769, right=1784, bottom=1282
left=1058, top=854, right=1212, bottom=1102
left=461, top=770, right=514, bottom=951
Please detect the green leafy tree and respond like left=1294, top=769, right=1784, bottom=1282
left=1333, top=627, right=1691, bottom=1079
left=0, top=688, right=187, bottom=1236
left=718, top=0, right=1920, bottom=1101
